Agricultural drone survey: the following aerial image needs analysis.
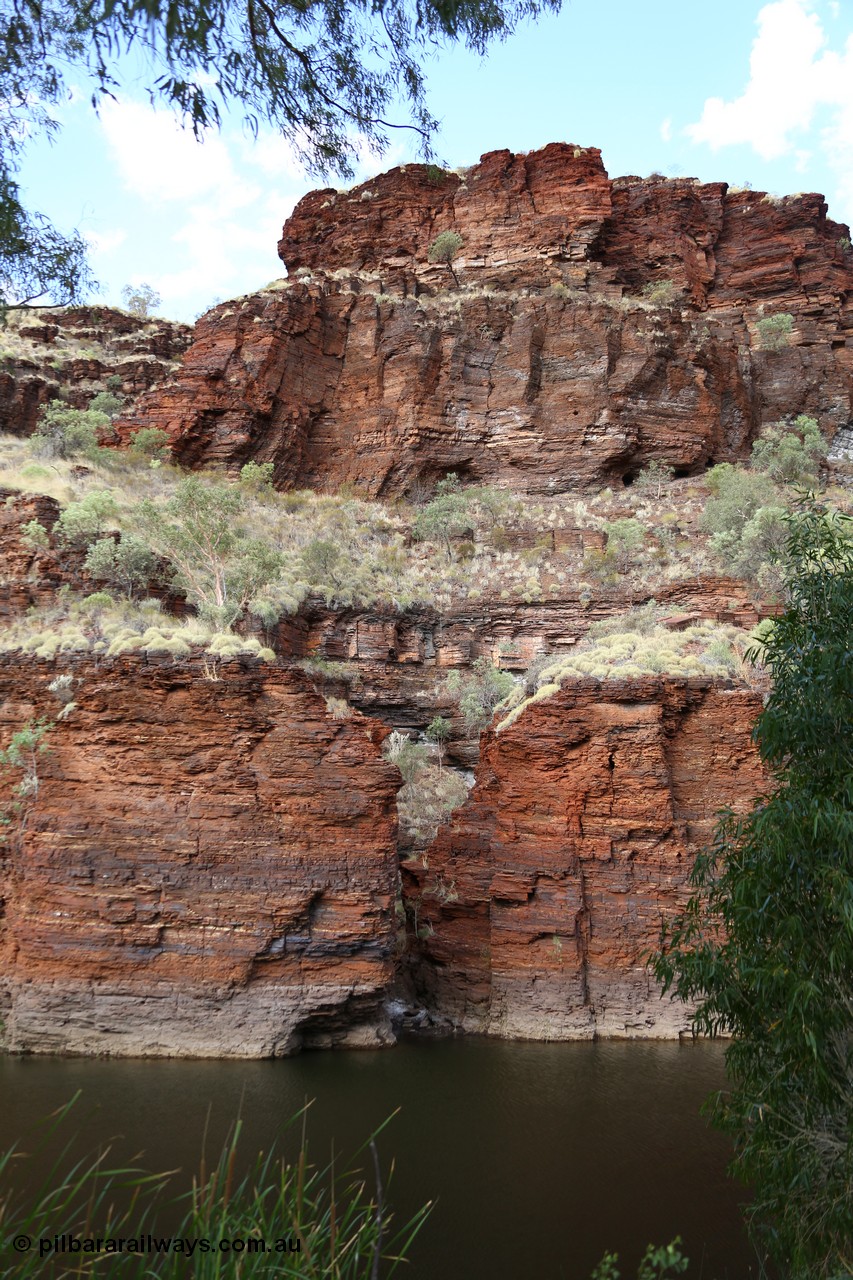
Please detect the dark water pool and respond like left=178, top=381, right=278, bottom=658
left=0, top=1038, right=763, bottom=1278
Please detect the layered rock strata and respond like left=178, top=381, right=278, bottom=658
left=404, top=677, right=766, bottom=1039
left=0, top=655, right=400, bottom=1057
left=119, top=143, right=853, bottom=494
left=0, top=306, right=193, bottom=439
left=290, top=578, right=770, bottom=766
left=0, top=489, right=68, bottom=620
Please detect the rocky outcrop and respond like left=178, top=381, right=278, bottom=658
left=0, top=655, right=401, bottom=1057
left=288, top=578, right=769, bottom=768
left=0, top=142, right=805, bottom=1057
left=0, top=306, right=193, bottom=439
left=404, top=677, right=766, bottom=1039
left=279, top=144, right=613, bottom=292
left=118, top=144, right=853, bottom=496
left=0, top=489, right=68, bottom=620
left=281, top=146, right=852, bottom=305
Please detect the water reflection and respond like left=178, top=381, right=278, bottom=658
left=0, top=1038, right=761, bottom=1279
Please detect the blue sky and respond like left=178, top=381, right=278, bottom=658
left=18, top=0, right=853, bottom=322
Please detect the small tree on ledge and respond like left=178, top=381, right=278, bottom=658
left=428, top=231, right=464, bottom=287
left=121, top=282, right=161, bottom=319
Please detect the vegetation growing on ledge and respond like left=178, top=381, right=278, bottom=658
left=495, top=604, right=756, bottom=733
left=1, top=393, right=850, bottom=672
left=0, top=594, right=278, bottom=663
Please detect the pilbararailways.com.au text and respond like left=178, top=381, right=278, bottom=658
left=10, top=1232, right=302, bottom=1259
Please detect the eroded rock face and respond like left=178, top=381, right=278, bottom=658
left=119, top=144, right=853, bottom=495
left=0, top=655, right=400, bottom=1057
left=0, top=306, right=193, bottom=439
left=0, top=489, right=67, bottom=620
left=404, top=677, right=766, bottom=1040
left=279, top=144, right=613, bottom=291
left=290, top=577, right=769, bottom=768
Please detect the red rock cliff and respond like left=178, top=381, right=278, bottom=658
left=0, top=655, right=401, bottom=1057
left=405, top=676, right=766, bottom=1039
left=1, top=306, right=193, bottom=439
left=119, top=143, right=853, bottom=495
left=280, top=144, right=851, bottom=305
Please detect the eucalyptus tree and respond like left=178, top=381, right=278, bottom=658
left=0, top=0, right=560, bottom=306
left=655, top=504, right=853, bottom=1276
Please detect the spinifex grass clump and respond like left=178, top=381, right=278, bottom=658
left=0, top=1100, right=430, bottom=1278
left=495, top=604, right=754, bottom=732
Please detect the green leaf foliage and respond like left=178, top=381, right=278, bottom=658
left=0, top=0, right=559, bottom=303
left=427, top=230, right=464, bottom=264
left=755, top=311, right=794, bottom=351
left=85, top=534, right=159, bottom=597
left=135, top=476, right=285, bottom=628
left=426, top=715, right=451, bottom=744
left=128, top=428, right=170, bottom=461
left=590, top=1239, right=689, bottom=1280
left=31, top=401, right=111, bottom=461
left=750, top=415, right=827, bottom=487
left=446, top=656, right=514, bottom=733
left=0, top=171, right=95, bottom=308
left=89, top=391, right=125, bottom=418
left=240, top=460, right=275, bottom=493
left=654, top=504, right=853, bottom=1276
left=412, top=474, right=471, bottom=557
left=55, top=491, right=118, bottom=548
left=634, top=459, right=675, bottom=498
left=0, top=717, right=52, bottom=822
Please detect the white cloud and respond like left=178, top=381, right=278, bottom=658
left=686, top=0, right=853, bottom=221
left=85, top=228, right=127, bottom=255
left=94, top=98, right=417, bottom=320
left=687, top=0, right=830, bottom=159
left=246, top=132, right=310, bottom=183
left=99, top=98, right=254, bottom=206
left=95, top=100, right=301, bottom=316
left=660, top=117, right=673, bottom=144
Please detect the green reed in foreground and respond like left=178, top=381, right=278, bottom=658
left=0, top=1098, right=430, bottom=1277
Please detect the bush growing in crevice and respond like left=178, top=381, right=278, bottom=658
left=640, top=279, right=678, bottom=307
left=446, top=657, right=515, bottom=734
left=750, top=415, right=826, bottom=487
left=383, top=730, right=468, bottom=845
left=755, top=311, right=794, bottom=351
left=427, top=230, right=464, bottom=286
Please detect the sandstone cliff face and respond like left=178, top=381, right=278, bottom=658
left=0, top=655, right=400, bottom=1057
left=0, top=306, right=193, bottom=439
left=119, top=143, right=853, bottom=495
left=291, top=577, right=767, bottom=769
left=0, top=489, right=67, bottom=620
left=404, top=677, right=766, bottom=1040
